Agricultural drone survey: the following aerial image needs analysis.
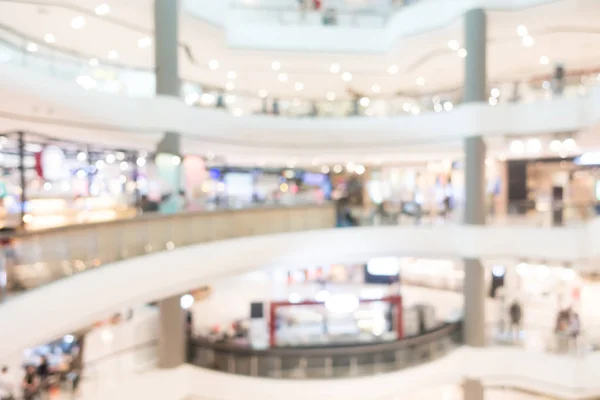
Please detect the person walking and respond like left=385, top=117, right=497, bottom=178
left=508, top=300, right=522, bottom=341
left=22, top=365, right=39, bottom=400
left=0, top=366, right=16, bottom=400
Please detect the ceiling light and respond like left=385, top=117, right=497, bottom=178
left=359, top=97, right=370, bottom=107
left=539, top=56, right=549, bottom=65
left=71, top=16, right=86, bottom=29
left=434, top=103, right=443, bottom=112
left=510, top=140, right=525, bottom=154
left=489, top=97, right=498, bottom=106
left=355, top=164, right=366, bottom=175
left=490, top=88, right=500, bottom=98
left=227, top=70, right=237, bottom=80
left=563, top=138, right=577, bottom=152
left=278, top=73, right=288, bottom=82
left=107, top=50, right=119, bottom=60
left=329, top=63, right=341, bottom=74
left=333, top=164, right=343, bottom=174
left=225, top=81, right=235, bottom=91
left=326, top=92, right=336, bottom=101
left=416, top=77, right=426, bottom=86
left=522, top=36, right=534, bottom=47
left=443, top=101, right=453, bottom=111
left=387, top=65, right=399, bottom=75
left=44, top=34, right=55, bottom=44
left=208, top=59, right=219, bottom=70
left=448, top=40, right=460, bottom=51
left=526, top=138, right=541, bottom=153
left=549, top=139, right=562, bottom=152
left=89, top=58, right=99, bottom=67
left=342, top=72, right=352, bottom=82
left=137, top=36, right=152, bottom=49
left=457, top=48, right=467, bottom=58
left=294, top=82, right=304, bottom=91
left=26, top=42, right=38, bottom=52
left=271, top=60, right=281, bottom=71
left=402, top=103, right=411, bottom=112
left=95, top=4, right=110, bottom=16
left=411, top=105, right=421, bottom=115
left=542, top=80, right=551, bottom=90
left=517, top=25, right=528, bottom=37
left=372, top=84, right=381, bottom=94
left=258, top=89, right=268, bottom=98
left=321, top=165, right=330, bottom=174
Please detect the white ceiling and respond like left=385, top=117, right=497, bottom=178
left=1, top=0, right=600, bottom=100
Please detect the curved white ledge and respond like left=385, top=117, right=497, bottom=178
left=86, top=348, right=600, bottom=400
left=0, top=221, right=598, bottom=360
left=2, top=64, right=600, bottom=163
left=226, top=0, right=558, bottom=52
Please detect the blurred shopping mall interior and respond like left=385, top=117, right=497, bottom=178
left=1, top=0, right=600, bottom=399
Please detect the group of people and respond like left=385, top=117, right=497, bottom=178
left=0, top=358, right=47, bottom=400
left=0, top=356, right=78, bottom=400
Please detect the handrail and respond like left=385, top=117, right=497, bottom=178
left=1, top=203, right=337, bottom=299
left=188, top=321, right=462, bottom=379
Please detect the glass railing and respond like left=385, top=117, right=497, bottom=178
left=345, top=201, right=600, bottom=228
left=1, top=25, right=599, bottom=119
left=188, top=321, right=462, bottom=379
left=0, top=203, right=336, bottom=298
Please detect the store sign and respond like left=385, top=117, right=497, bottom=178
left=35, top=145, right=66, bottom=181
left=367, top=257, right=401, bottom=276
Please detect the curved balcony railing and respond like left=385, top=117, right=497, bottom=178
left=188, top=321, right=462, bottom=379
left=0, top=203, right=336, bottom=298
left=1, top=24, right=599, bottom=119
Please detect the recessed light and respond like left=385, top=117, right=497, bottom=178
left=107, top=50, right=119, bottom=60
left=95, top=4, right=110, bottom=16
left=329, top=63, right=341, bottom=74
left=359, top=97, right=370, bottom=107
left=517, top=25, right=528, bottom=37
left=563, top=138, right=577, bottom=152
left=342, top=72, right=352, bottom=82
left=416, top=77, right=426, bottom=86
left=457, top=48, right=467, bottom=58
left=271, top=60, right=281, bottom=71
left=434, top=103, right=443, bottom=112
left=539, top=56, right=549, bottom=65
left=26, top=42, right=38, bottom=52
left=44, top=33, right=55, bottom=44
left=549, top=139, right=562, bottom=152
left=89, top=58, right=99, bottom=67
left=71, top=16, right=86, bottom=29
left=490, top=88, right=500, bottom=98
left=510, top=140, right=525, bottom=154
left=208, top=59, right=219, bottom=70
left=225, top=81, right=235, bottom=91
left=411, top=105, right=421, bottom=115
left=448, top=40, right=460, bottom=51
left=387, top=65, right=399, bottom=75
left=522, top=36, right=534, bottom=47
left=489, top=97, right=498, bottom=106
left=326, top=92, right=336, bottom=101
left=371, top=84, right=381, bottom=93
left=258, top=89, right=268, bottom=98
left=227, top=70, right=237, bottom=80
left=443, top=101, right=453, bottom=111
left=278, top=73, right=288, bottom=82
left=294, top=82, right=304, bottom=91
left=137, top=36, right=152, bottom=49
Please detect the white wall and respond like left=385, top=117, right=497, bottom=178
left=0, top=221, right=599, bottom=361
left=82, top=348, right=600, bottom=400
